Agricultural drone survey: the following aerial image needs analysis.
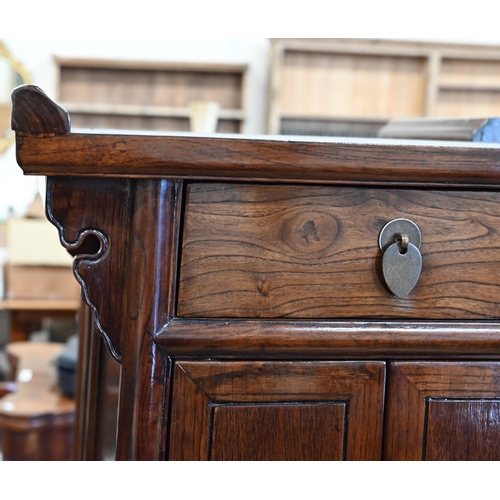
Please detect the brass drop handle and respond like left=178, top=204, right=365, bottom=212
left=379, top=219, right=422, bottom=298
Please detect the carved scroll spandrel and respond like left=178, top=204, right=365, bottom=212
left=46, top=176, right=131, bottom=361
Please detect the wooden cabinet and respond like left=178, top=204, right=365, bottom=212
left=268, top=39, right=500, bottom=137
left=55, top=58, right=248, bottom=133
left=12, top=85, right=500, bottom=460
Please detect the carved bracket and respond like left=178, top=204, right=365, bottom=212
left=46, top=177, right=131, bottom=362
left=12, top=86, right=185, bottom=365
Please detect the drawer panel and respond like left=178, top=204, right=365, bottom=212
left=178, top=183, right=500, bottom=319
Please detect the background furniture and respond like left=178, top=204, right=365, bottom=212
left=13, top=85, right=500, bottom=460
left=0, top=195, right=80, bottom=350
left=268, top=38, right=500, bottom=136
left=0, top=341, right=75, bottom=460
left=0, top=299, right=79, bottom=343
left=54, top=58, right=248, bottom=133
left=377, top=117, right=500, bottom=142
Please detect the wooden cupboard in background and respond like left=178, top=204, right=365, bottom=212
left=268, top=38, right=500, bottom=137
left=54, top=58, right=248, bottom=133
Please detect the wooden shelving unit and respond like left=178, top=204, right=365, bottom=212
left=0, top=299, right=80, bottom=311
left=55, top=58, right=248, bottom=133
left=268, top=39, right=500, bottom=137
left=0, top=299, right=80, bottom=343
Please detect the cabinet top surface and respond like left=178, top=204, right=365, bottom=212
left=65, top=127, right=500, bottom=149
left=11, top=85, right=500, bottom=186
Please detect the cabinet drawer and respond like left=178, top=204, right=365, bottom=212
left=178, top=183, right=500, bottom=319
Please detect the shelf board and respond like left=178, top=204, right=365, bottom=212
left=0, top=299, right=80, bottom=311
left=438, top=84, right=500, bottom=92
left=61, top=102, right=246, bottom=121
left=276, top=39, right=500, bottom=61
left=280, top=114, right=392, bottom=124
left=55, top=57, right=248, bottom=74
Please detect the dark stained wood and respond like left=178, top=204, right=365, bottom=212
left=115, top=179, right=181, bottom=460
left=46, top=177, right=131, bottom=361
left=426, top=400, right=500, bottom=460
left=384, top=362, right=500, bottom=460
left=45, top=175, right=183, bottom=460
left=179, top=184, right=500, bottom=320
left=157, top=319, right=500, bottom=358
left=14, top=131, right=500, bottom=186
left=11, top=86, right=500, bottom=187
left=11, top=85, right=70, bottom=134
left=211, top=403, right=345, bottom=460
left=1, top=424, right=73, bottom=461
left=12, top=86, right=500, bottom=461
left=169, top=361, right=385, bottom=461
left=169, top=364, right=212, bottom=460
left=378, top=117, right=500, bottom=142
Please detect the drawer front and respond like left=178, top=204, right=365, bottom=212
left=178, top=183, right=500, bottom=319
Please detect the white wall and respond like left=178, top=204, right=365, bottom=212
left=2, top=36, right=500, bottom=219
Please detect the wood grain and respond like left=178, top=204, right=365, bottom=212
left=11, top=87, right=500, bottom=185
left=426, top=400, right=500, bottom=460
left=169, top=361, right=385, bottom=461
left=440, top=58, right=500, bottom=87
left=384, top=362, right=500, bottom=460
left=179, top=184, right=500, bottom=320
left=157, top=319, right=500, bottom=358
left=436, top=89, right=500, bottom=118
left=268, top=39, right=500, bottom=135
left=11, top=85, right=70, bottom=134
left=16, top=84, right=500, bottom=462
left=115, top=179, right=181, bottom=460
left=211, top=403, right=345, bottom=460
left=47, top=176, right=131, bottom=361
left=54, top=60, right=247, bottom=133
left=58, top=64, right=244, bottom=108
left=280, top=50, right=426, bottom=118
left=15, top=131, right=500, bottom=186
left=168, top=364, right=212, bottom=460
left=46, top=174, right=183, bottom=460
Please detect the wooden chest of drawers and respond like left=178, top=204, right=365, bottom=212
left=12, top=85, right=500, bottom=460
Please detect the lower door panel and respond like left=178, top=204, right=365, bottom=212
left=168, top=360, right=385, bottom=461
